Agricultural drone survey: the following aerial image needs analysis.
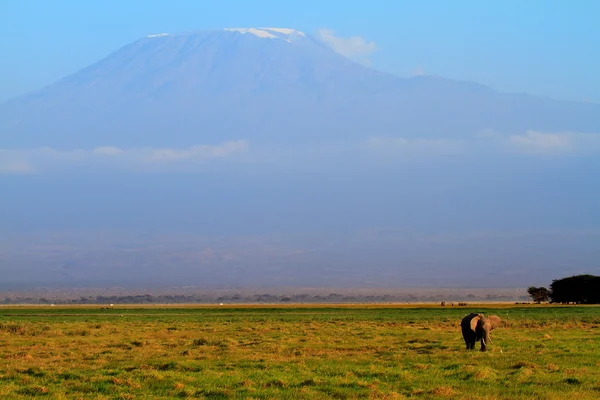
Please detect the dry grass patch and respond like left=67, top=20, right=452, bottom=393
left=431, top=386, right=456, bottom=397
left=546, top=363, right=560, bottom=372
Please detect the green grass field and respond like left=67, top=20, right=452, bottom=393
left=1, top=304, right=599, bottom=399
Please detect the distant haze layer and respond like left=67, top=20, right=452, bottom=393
left=1, top=28, right=599, bottom=289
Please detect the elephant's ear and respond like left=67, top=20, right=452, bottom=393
left=488, top=315, right=502, bottom=330
left=470, top=314, right=483, bottom=332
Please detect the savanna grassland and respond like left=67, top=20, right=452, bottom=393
left=1, top=304, right=599, bottom=399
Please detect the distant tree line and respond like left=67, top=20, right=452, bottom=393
left=528, top=274, right=600, bottom=304
left=1, top=291, right=528, bottom=305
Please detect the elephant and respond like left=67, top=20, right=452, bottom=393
left=461, top=313, right=501, bottom=351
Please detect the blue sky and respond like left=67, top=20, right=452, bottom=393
left=1, top=0, right=599, bottom=102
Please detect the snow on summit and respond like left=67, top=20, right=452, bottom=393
left=224, top=28, right=305, bottom=41
left=260, top=28, right=305, bottom=36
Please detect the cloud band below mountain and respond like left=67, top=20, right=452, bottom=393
left=0, top=141, right=249, bottom=174
left=1, top=131, right=599, bottom=175
left=366, top=130, right=600, bottom=156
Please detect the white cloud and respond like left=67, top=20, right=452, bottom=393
left=0, top=149, right=35, bottom=174
left=509, top=130, right=600, bottom=154
left=411, top=66, right=425, bottom=77
left=509, top=131, right=573, bottom=153
left=365, top=131, right=600, bottom=158
left=0, top=141, right=249, bottom=174
left=0, top=159, right=35, bottom=175
left=316, top=29, right=378, bottom=67
left=145, top=141, right=248, bottom=163
left=93, top=146, right=123, bottom=156
left=366, top=137, right=466, bottom=155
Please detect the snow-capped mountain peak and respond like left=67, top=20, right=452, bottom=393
left=224, top=27, right=305, bottom=41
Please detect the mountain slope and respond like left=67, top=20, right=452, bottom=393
left=0, top=28, right=599, bottom=149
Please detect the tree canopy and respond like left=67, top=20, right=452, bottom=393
left=549, top=274, right=600, bottom=304
left=527, top=286, right=550, bottom=303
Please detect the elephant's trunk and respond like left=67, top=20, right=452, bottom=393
left=481, top=332, right=490, bottom=351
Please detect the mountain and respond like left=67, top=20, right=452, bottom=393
left=1, top=27, right=598, bottom=149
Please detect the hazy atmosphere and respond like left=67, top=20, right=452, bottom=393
left=1, top=1, right=599, bottom=292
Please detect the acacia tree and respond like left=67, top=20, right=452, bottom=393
left=549, top=275, right=600, bottom=304
left=527, top=286, right=550, bottom=303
